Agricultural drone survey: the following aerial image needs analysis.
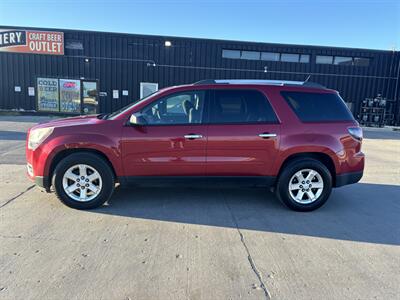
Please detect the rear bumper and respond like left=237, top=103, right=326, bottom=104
left=335, top=171, right=363, bottom=187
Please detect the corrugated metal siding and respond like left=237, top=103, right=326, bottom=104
left=0, top=26, right=399, bottom=124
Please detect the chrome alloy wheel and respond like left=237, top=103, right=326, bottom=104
left=288, top=169, right=324, bottom=204
left=62, top=164, right=103, bottom=202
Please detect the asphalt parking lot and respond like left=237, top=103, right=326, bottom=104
left=0, top=115, right=399, bottom=300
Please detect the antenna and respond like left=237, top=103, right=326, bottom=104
left=305, top=74, right=311, bottom=82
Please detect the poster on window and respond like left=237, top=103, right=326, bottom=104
left=37, top=78, right=59, bottom=112
left=60, top=79, right=81, bottom=113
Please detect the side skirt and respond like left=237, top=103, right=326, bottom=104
left=118, top=176, right=276, bottom=188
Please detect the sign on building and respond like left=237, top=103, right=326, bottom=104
left=0, top=29, right=64, bottom=55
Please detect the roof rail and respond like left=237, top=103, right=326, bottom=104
left=302, top=82, right=326, bottom=88
left=193, top=79, right=325, bottom=88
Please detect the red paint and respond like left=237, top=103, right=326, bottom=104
left=26, top=83, right=364, bottom=185
left=121, top=125, right=208, bottom=176
left=62, top=82, right=76, bottom=88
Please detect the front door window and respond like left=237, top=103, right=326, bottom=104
left=141, top=91, right=205, bottom=125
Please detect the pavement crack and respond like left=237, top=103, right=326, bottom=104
left=223, top=192, right=271, bottom=300
left=0, top=234, right=23, bottom=239
left=0, top=185, right=35, bottom=208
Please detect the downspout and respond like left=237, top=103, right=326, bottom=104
left=394, top=55, right=400, bottom=125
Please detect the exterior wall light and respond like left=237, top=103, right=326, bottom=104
left=164, top=41, right=172, bottom=47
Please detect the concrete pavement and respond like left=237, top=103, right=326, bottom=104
left=0, top=115, right=399, bottom=300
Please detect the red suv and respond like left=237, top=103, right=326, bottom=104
left=26, top=80, right=364, bottom=211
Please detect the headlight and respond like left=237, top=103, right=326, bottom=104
left=28, top=127, right=54, bottom=150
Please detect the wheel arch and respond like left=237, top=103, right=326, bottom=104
left=48, top=148, right=117, bottom=188
left=277, top=152, right=337, bottom=186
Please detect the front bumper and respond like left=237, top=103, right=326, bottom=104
left=26, top=134, right=54, bottom=191
left=335, top=171, right=363, bottom=187
left=27, top=163, right=51, bottom=191
left=34, top=176, right=51, bottom=191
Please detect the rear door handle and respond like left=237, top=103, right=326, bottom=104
left=184, top=134, right=203, bottom=140
left=258, top=133, right=277, bottom=139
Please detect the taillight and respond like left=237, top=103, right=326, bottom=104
left=348, top=126, right=363, bottom=142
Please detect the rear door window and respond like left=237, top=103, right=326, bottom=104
left=281, top=91, right=354, bottom=122
left=210, top=90, right=278, bottom=124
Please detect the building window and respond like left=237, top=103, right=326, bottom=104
left=37, top=78, right=98, bottom=114
left=222, top=49, right=369, bottom=67
left=334, top=56, right=353, bottom=65
left=261, top=52, right=280, bottom=61
left=316, top=55, right=370, bottom=67
left=281, top=53, right=300, bottom=63
left=59, top=79, right=82, bottom=113
left=354, top=57, right=370, bottom=67
left=240, top=51, right=260, bottom=60
left=300, top=54, right=310, bottom=63
left=82, top=81, right=99, bottom=114
left=222, top=49, right=241, bottom=59
left=37, top=78, right=59, bottom=112
left=222, top=49, right=311, bottom=64
left=140, top=82, right=159, bottom=99
left=316, top=55, right=333, bottom=64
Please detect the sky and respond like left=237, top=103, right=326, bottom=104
left=0, top=0, right=399, bottom=51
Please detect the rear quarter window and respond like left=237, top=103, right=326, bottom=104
left=281, top=91, right=354, bottom=122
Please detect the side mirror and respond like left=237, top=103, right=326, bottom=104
left=129, top=113, right=147, bottom=126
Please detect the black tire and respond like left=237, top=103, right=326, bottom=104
left=276, top=158, right=332, bottom=212
left=52, top=152, right=115, bottom=209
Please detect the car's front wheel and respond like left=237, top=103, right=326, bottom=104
left=276, top=158, right=332, bottom=211
left=52, top=153, right=115, bottom=209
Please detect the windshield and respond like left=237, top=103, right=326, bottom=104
left=106, top=90, right=162, bottom=120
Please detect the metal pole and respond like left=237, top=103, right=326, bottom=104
left=394, top=56, right=400, bottom=125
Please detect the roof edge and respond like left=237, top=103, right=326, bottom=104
left=0, top=24, right=398, bottom=54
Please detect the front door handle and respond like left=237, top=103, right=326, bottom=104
left=258, top=133, right=277, bottom=139
left=184, top=134, right=203, bottom=140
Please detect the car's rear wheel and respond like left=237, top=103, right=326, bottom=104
left=276, top=159, right=332, bottom=211
left=52, top=153, right=114, bottom=209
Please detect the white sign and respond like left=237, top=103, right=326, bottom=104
left=140, top=82, right=158, bottom=98
left=122, top=90, right=129, bottom=96
left=113, top=90, right=119, bottom=99
left=14, top=86, right=21, bottom=92
left=28, top=87, right=35, bottom=96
